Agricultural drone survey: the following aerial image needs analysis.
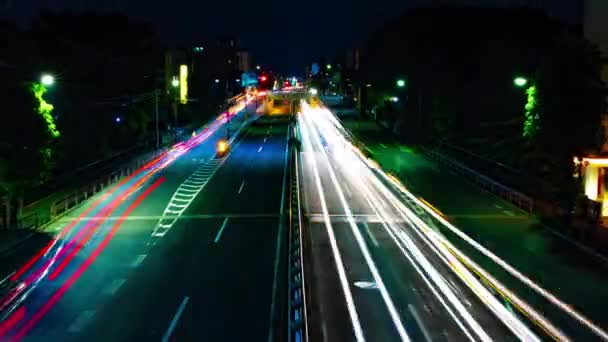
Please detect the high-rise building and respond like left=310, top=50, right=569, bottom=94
left=583, top=0, right=608, bottom=59
left=237, top=51, right=251, bottom=73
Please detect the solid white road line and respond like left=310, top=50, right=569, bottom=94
left=162, top=296, right=190, bottom=342
left=267, top=127, right=289, bottom=342
left=214, top=217, right=229, bottom=243
left=237, top=180, right=246, bottom=194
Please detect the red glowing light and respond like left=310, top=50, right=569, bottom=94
left=260, top=76, right=267, bottom=82
left=9, top=177, right=165, bottom=341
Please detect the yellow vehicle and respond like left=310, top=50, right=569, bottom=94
left=266, top=95, right=292, bottom=116
left=216, top=140, right=229, bottom=157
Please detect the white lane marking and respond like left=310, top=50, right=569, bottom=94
left=354, top=281, right=377, bottom=289
left=362, top=222, right=379, bottom=247
left=494, top=204, right=503, bottom=209
left=409, top=304, right=432, bottom=342
left=162, top=296, right=190, bottom=342
left=298, top=113, right=365, bottom=341
left=380, top=143, right=387, bottom=148
left=103, top=279, right=126, bottom=295
left=264, top=137, right=267, bottom=143
left=301, top=109, right=409, bottom=341
left=214, top=217, right=229, bottom=243
left=0, top=271, right=15, bottom=286
left=267, top=127, right=289, bottom=342
left=67, top=310, right=96, bottom=333
left=503, top=210, right=515, bottom=216
left=237, top=180, right=246, bottom=194
left=132, top=254, right=147, bottom=268
left=258, top=146, right=263, bottom=153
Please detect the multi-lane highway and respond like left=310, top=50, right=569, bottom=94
left=0, top=98, right=292, bottom=341
left=2, top=90, right=608, bottom=342
left=296, top=100, right=607, bottom=342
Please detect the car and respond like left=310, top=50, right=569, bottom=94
left=216, top=140, right=229, bottom=157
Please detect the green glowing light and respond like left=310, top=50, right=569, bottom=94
left=523, top=85, right=539, bottom=139
left=31, top=83, right=60, bottom=138
left=396, top=79, right=406, bottom=88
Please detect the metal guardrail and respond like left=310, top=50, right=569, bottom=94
left=48, top=148, right=167, bottom=221
left=287, top=124, right=308, bottom=342
left=420, top=146, right=534, bottom=213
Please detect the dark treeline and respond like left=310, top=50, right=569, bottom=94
left=1, top=10, right=162, bottom=198
left=359, top=7, right=605, bottom=204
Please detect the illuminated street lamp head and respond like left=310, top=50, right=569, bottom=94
left=171, top=77, right=179, bottom=88
left=396, top=79, right=406, bottom=88
left=326, top=64, right=332, bottom=70
left=256, top=65, right=261, bottom=70
left=309, top=88, right=318, bottom=95
left=514, top=77, right=528, bottom=87
left=41, top=74, right=55, bottom=86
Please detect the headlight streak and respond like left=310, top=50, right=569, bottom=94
left=300, top=109, right=410, bottom=341
left=299, top=101, right=571, bottom=341
left=301, top=102, right=486, bottom=341
left=374, top=161, right=608, bottom=341
left=298, top=110, right=366, bottom=342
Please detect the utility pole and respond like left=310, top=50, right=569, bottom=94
left=155, top=89, right=160, bottom=147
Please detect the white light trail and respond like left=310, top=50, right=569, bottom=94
left=298, top=111, right=366, bottom=342
left=298, top=100, right=578, bottom=341
left=300, top=108, right=410, bottom=341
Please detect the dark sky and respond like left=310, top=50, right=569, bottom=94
left=2, top=0, right=577, bottom=75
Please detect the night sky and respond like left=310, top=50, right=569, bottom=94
left=2, top=0, right=578, bottom=75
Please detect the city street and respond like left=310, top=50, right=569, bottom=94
left=0, top=101, right=291, bottom=341
left=297, top=102, right=545, bottom=342
left=340, top=117, right=608, bottom=340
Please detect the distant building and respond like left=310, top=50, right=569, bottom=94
left=583, top=0, right=608, bottom=60
left=237, top=51, right=251, bottom=73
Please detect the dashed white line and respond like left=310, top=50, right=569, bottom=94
left=67, top=310, right=96, bottom=333
left=162, top=296, right=190, bottom=342
left=214, top=217, right=229, bottom=243
left=237, top=180, right=246, bottom=194
left=264, top=137, right=267, bottom=143
left=132, top=254, right=147, bottom=268
left=362, top=222, right=379, bottom=247
left=409, top=304, right=432, bottom=342
left=103, top=279, right=126, bottom=295
left=503, top=210, right=515, bottom=216
left=258, top=146, right=263, bottom=152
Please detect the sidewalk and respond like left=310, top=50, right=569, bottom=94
left=341, top=117, right=608, bottom=337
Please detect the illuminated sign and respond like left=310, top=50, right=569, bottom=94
left=180, top=64, right=188, bottom=104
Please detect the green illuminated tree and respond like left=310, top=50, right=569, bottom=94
left=522, top=85, right=539, bottom=139
left=31, top=83, right=60, bottom=138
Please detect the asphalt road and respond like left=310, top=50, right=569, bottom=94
left=339, top=118, right=608, bottom=340
left=0, top=103, right=291, bottom=341
left=297, top=103, right=534, bottom=342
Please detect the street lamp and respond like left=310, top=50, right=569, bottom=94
left=326, top=64, right=332, bottom=70
left=41, top=74, right=55, bottom=86
left=256, top=65, right=261, bottom=71
left=514, top=77, right=528, bottom=87
left=171, top=76, right=179, bottom=88
left=396, top=79, right=406, bottom=88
